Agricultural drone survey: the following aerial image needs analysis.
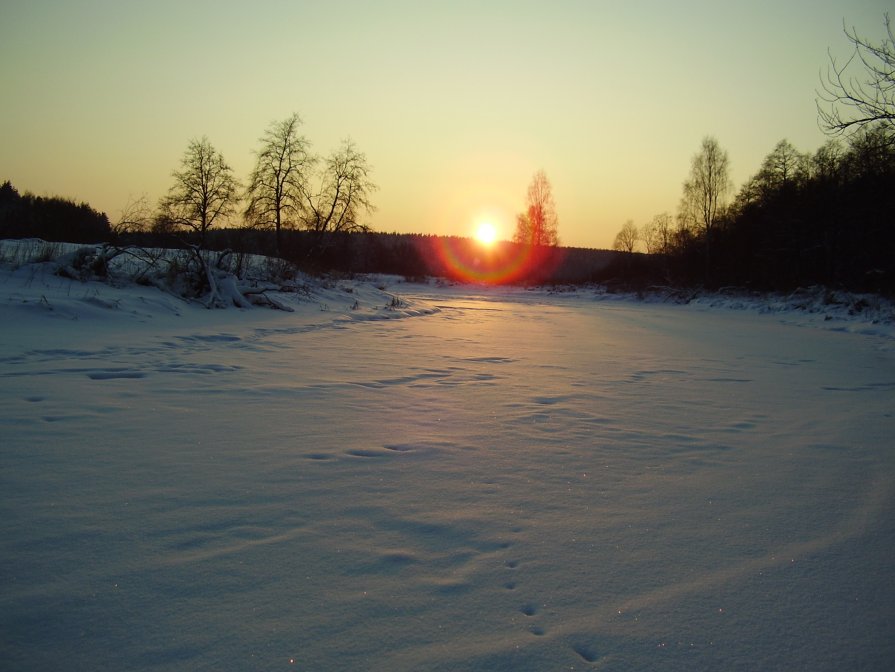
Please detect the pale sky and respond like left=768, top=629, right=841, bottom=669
left=1, top=0, right=889, bottom=248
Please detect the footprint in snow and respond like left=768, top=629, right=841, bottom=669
left=87, top=370, right=146, bottom=380
left=520, top=603, right=538, bottom=616
left=571, top=641, right=601, bottom=663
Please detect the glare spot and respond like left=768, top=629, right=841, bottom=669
left=474, top=221, right=497, bottom=246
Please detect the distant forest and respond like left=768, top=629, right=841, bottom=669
left=0, top=184, right=616, bottom=286
left=0, top=181, right=111, bottom=244
left=642, top=125, right=894, bottom=293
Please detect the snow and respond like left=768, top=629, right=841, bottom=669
left=2, top=242, right=894, bottom=671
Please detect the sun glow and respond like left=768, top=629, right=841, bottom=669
left=474, top=221, right=498, bottom=246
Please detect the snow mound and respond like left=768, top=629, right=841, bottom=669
left=0, top=239, right=438, bottom=328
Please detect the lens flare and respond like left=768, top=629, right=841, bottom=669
left=431, top=237, right=564, bottom=284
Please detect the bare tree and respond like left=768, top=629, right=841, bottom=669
left=818, top=14, right=895, bottom=137
left=733, top=139, right=811, bottom=209
left=513, top=170, right=559, bottom=246
left=679, top=136, right=731, bottom=284
left=810, top=139, right=845, bottom=182
left=301, top=138, right=377, bottom=235
left=159, top=137, right=240, bottom=245
left=641, top=212, right=674, bottom=254
left=843, top=122, right=895, bottom=177
left=679, top=136, right=731, bottom=235
left=612, top=220, right=639, bottom=253
left=513, top=212, right=534, bottom=245
left=757, top=139, right=808, bottom=192
left=245, top=113, right=313, bottom=255
left=112, top=195, right=153, bottom=235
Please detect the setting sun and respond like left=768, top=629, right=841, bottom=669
left=474, top=221, right=498, bottom=246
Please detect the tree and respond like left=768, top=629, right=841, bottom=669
left=678, top=136, right=731, bottom=284
left=843, top=122, right=895, bottom=177
left=734, top=140, right=810, bottom=213
left=612, top=220, right=638, bottom=253
left=818, top=14, right=895, bottom=137
left=641, top=212, right=674, bottom=254
left=244, top=113, right=313, bottom=255
left=301, top=138, right=376, bottom=235
left=810, top=139, right=845, bottom=183
left=159, top=137, right=240, bottom=245
left=513, top=170, right=559, bottom=246
left=513, top=212, right=534, bottom=245
left=0, top=180, right=19, bottom=206
left=679, top=136, right=731, bottom=235
left=756, top=139, right=808, bottom=193
left=112, top=195, right=153, bottom=236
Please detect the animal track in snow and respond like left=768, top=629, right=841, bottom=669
left=86, top=369, right=146, bottom=380
left=176, top=333, right=241, bottom=343
left=462, top=356, right=516, bottom=364
left=571, top=641, right=601, bottom=663
left=382, top=444, right=416, bottom=453
left=520, top=603, right=538, bottom=616
left=157, top=363, right=242, bottom=374
left=81, top=362, right=242, bottom=381
left=346, top=449, right=388, bottom=458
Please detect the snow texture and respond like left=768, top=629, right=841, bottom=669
left=1, top=243, right=894, bottom=671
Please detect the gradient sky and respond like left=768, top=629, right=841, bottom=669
left=1, top=1, right=890, bottom=249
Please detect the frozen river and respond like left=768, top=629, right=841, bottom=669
left=2, top=282, right=894, bottom=670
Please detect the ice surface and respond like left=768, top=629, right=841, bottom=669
left=1, top=258, right=894, bottom=671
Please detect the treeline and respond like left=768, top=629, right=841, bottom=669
left=116, top=228, right=617, bottom=285
left=0, top=177, right=618, bottom=284
left=4, top=125, right=893, bottom=291
left=616, top=15, right=895, bottom=293
left=661, top=127, right=895, bottom=292
left=0, top=181, right=110, bottom=243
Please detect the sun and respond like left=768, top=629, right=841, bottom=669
left=474, top=221, right=498, bottom=246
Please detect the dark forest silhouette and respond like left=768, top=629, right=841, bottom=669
left=644, top=126, right=894, bottom=292
left=0, top=181, right=110, bottom=243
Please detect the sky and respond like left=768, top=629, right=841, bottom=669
left=0, top=0, right=890, bottom=249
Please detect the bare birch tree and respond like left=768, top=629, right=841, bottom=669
left=612, top=220, right=638, bottom=253
left=301, top=139, right=377, bottom=235
left=679, top=136, right=731, bottom=284
left=244, top=113, right=313, bottom=255
left=513, top=170, right=559, bottom=246
left=679, top=136, right=731, bottom=236
left=641, top=212, right=674, bottom=254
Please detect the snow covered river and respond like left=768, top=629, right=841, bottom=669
left=2, top=282, right=894, bottom=670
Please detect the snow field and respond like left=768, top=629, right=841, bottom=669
left=1, top=260, right=894, bottom=670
